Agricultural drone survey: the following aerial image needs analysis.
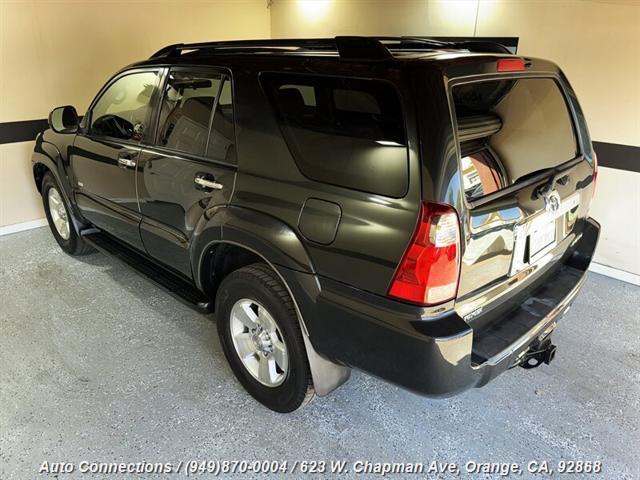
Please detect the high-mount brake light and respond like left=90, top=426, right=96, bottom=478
left=497, top=58, right=526, bottom=72
left=388, top=202, right=461, bottom=306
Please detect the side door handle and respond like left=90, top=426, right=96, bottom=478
left=194, top=173, right=223, bottom=191
left=117, top=151, right=137, bottom=169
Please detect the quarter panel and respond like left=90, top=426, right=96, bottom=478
left=231, top=62, right=422, bottom=296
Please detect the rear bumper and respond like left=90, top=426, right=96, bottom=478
left=309, top=217, right=600, bottom=397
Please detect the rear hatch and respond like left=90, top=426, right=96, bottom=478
left=443, top=57, right=596, bottom=342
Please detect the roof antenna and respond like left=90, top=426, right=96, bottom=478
left=473, top=0, right=480, bottom=37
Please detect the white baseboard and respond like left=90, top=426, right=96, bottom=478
left=589, top=262, right=640, bottom=286
left=0, top=218, right=48, bottom=236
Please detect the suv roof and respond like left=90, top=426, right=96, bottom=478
left=145, top=36, right=516, bottom=63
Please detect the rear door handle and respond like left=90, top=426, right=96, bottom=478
left=194, top=174, right=223, bottom=191
left=117, top=151, right=137, bottom=168
left=118, top=157, right=136, bottom=168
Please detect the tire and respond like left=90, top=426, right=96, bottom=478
left=41, top=173, right=93, bottom=256
left=216, top=263, right=314, bottom=412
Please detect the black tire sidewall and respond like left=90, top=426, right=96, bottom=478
left=42, top=174, right=79, bottom=254
left=216, top=267, right=310, bottom=413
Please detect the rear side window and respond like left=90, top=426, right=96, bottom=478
left=263, top=74, right=408, bottom=197
left=156, top=69, right=235, bottom=162
left=453, top=78, right=578, bottom=201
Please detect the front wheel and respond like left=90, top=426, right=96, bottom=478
left=216, top=263, right=314, bottom=412
left=41, top=173, right=92, bottom=256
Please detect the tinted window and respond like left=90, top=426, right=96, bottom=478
left=460, top=146, right=505, bottom=200
left=263, top=74, right=408, bottom=197
left=454, top=78, right=577, bottom=200
left=90, top=71, right=159, bottom=141
left=207, top=78, right=235, bottom=162
left=156, top=70, right=234, bottom=161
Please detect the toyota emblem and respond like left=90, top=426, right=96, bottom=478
left=543, top=190, right=561, bottom=214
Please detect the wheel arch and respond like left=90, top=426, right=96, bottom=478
left=191, top=206, right=350, bottom=396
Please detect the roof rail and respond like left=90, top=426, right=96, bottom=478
left=379, top=36, right=513, bottom=54
left=404, top=36, right=518, bottom=54
left=149, top=38, right=337, bottom=59
left=149, top=36, right=514, bottom=60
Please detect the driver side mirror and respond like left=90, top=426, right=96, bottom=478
left=48, top=106, right=79, bottom=134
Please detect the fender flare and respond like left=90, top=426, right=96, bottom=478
left=190, top=205, right=316, bottom=284
left=32, top=136, right=87, bottom=231
left=190, top=205, right=350, bottom=396
left=32, top=139, right=64, bottom=191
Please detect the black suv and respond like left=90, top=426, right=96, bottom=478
left=33, top=37, right=599, bottom=412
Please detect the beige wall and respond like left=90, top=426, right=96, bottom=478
left=0, top=141, right=43, bottom=226
left=271, top=0, right=482, bottom=37
left=270, top=0, right=640, bottom=276
left=0, top=0, right=270, bottom=227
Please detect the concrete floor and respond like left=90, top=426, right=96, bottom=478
left=1, top=227, right=638, bottom=479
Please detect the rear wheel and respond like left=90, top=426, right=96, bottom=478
left=42, top=173, right=92, bottom=256
left=216, top=263, right=314, bottom=412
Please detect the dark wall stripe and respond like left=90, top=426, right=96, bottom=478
left=1, top=119, right=637, bottom=174
left=593, top=141, right=640, bottom=173
left=0, top=119, right=49, bottom=144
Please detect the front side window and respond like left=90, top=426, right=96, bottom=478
left=156, top=69, right=235, bottom=161
left=263, top=74, right=408, bottom=197
left=90, top=71, right=159, bottom=141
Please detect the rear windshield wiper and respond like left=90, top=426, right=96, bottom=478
left=468, top=156, right=583, bottom=209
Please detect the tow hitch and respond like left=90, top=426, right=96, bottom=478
left=519, top=339, right=557, bottom=369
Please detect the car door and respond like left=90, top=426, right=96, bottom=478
left=136, top=67, right=237, bottom=277
left=71, top=68, right=162, bottom=250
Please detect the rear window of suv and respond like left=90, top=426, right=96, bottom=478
left=262, top=74, right=408, bottom=198
left=453, top=78, right=578, bottom=201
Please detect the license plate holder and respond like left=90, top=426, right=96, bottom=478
left=510, top=193, right=581, bottom=276
left=529, top=218, right=556, bottom=258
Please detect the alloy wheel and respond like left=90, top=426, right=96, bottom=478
left=48, top=187, right=70, bottom=240
left=229, top=298, right=289, bottom=387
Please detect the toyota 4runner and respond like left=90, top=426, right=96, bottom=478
left=33, top=37, right=600, bottom=412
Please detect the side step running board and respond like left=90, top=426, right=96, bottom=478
left=82, top=229, right=213, bottom=313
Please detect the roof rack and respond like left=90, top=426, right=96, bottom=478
left=149, top=36, right=514, bottom=61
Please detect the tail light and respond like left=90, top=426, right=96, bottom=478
left=388, top=202, right=461, bottom=306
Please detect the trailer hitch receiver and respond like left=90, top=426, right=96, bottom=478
left=519, top=339, right=557, bottom=369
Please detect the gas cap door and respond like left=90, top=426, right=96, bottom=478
left=298, top=198, right=342, bottom=245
